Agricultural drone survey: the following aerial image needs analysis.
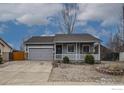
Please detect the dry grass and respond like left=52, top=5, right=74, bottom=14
left=49, top=62, right=124, bottom=85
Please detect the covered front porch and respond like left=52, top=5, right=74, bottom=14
left=54, top=42, right=100, bottom=61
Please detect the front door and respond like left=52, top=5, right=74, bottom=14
left=56, top=45, right=62, bottom=54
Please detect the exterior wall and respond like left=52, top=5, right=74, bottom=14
left=25, top=42, right=100, bottom=62
left=3, top=45, right=12, bottom=52
left=119, top=52, right=124, bottom=61
left=2, top=52, right=10, bottom=61
left=0, top=40, right=12, bottom=53
left=0, top=40, right=12, bottom=61
left=55, top=42, right=100, bottom=61
left=0, top=44, right=4, bottom=55
left=61, top=43, right=94, bottom=54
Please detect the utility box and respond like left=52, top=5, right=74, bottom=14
left=119, top=52, right=124, bottom=61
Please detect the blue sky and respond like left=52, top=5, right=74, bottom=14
left=0, top=3, right=123, bottom=49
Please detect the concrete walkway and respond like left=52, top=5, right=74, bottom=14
left=0, top=61, right=52, bottom=85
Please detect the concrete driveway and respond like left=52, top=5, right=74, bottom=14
left=0, top=61, right=52, bottom=85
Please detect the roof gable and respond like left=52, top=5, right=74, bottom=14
left=24, top=34, right=100, bottom=44
left=24, top=36, right=54, bottom=44
left=0, top=38, right=13, bottom=49
left=54, top=34, right=100, bottom=42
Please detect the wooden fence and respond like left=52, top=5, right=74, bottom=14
left=11, top=51, right=27, bottom=61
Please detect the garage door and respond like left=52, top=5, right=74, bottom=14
left=28, top=48, right=53, bottom=61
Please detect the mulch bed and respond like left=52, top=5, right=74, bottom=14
left=96, top=65, right=124, bottom=75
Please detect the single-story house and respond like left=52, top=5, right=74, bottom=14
left=0, top=38, right=13, bottom=61
left=23, top=34, right=101, bottom=62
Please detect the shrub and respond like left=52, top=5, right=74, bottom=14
left=0, top=55, right=3, bottom=64
left=85, top=54, right=95, bottom=64
left=63, top=56, right=69, bottom=64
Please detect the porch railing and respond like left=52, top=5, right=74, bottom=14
left=55, top=54, right=100, bottom=61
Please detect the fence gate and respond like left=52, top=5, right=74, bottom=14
left=12, top=51, right=25, bottom=61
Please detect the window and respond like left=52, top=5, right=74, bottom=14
left=83, top=45, right=90, bottom=53
left=67, top=44, right=75, bottom=53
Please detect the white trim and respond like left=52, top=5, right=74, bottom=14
left=82, top=45, right=90, bottom=53
left=54, top=41, right=100, bottom=43
left=98, top=43, right=100, bottom=60
left=76, top=43, right=77, bottom=60
left=67, top=44, right=75, bottom=53
left=54, top=43, right=56, bottom=60
left=27, top=46, right=53, bottom=49
left=55, top=44, right=63, bottom=60
left=55, top=54, right=100, bottom=61
left=27, top=45, right=53, bottom=53
left=79, top=43, right=80, bottom=59
left=25, top=42, right=54, bottom=44
left=62, top=43, right=63, bottom=58
left=24, top=46, right=27, bottom=52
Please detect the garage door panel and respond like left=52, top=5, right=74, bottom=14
left=28, top=48, right=53, bottom=61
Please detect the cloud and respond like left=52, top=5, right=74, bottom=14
left=0, top=4, right=62, bottom=26
left=78, top=4, right=123, bottom=26
left=0, top=3, right=122, bottom=27
left=84, top=26, right=111, bottom=39
left=0, top=24, right=8, bottom=34
left=41, top=28, right=55, bottom=36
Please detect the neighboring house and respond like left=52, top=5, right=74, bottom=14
left=0, top=38, right=13, bottom=61
left=23, top=34, right=101, bottom=62
left=100, top=45, right=112, bottom=60
left=118, top=45, right=124, bottom=61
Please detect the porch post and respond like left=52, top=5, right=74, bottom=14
left=54, top=43, right=56, bottom=60
left=79, top=43, right=80, bottom=60
left=62, top=43, right=63, bottom=60
left=98, top=43, right=100, bottom=61
left=76, top=42, right=77, bottom=60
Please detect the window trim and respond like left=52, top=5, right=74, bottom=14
left=67, top=44, right=75, bottom=53
left=82, top=45, right=90, bottom=53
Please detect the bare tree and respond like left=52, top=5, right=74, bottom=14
left=106, top=5, right=124, bottom=52
left=106, top=32, right=114, bottom=51
left=107, top=26, right=123, bottom=52
left=58, top=3, right=79, bottom=34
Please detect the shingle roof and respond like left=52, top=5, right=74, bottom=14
left=24, top=34, right=100, bottom=44
left=54, top=34, right=100, bottom=42
left=24, top=36, right=54, bottom=44
left=0, top=37, right=13, bottom=49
